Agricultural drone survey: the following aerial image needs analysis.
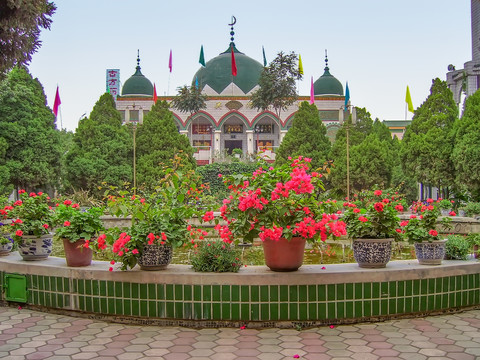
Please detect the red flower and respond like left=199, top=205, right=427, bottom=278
left=15, top=230, right=23, bottom=237
left=14, top=218, right=22, bottom=224
left=42, top=224, right=49, bottom=229
left=63, top=200, right=72, bottom=206
left=359, top=216, right=368, bottom=223
left=202, top=211, right=214, bottom=222
left=353, top=208, right=361, bottom=213
left=161, top=232, right=167, bottom=241
left=18, top=189, right=26, bottom=194
left=132, top=249, right=139, bottom=254
left=426, top=198, right=434, bottom=203
left=374, top=190, right=382, bottom=196
left=449, top=211, right=456, bottom=216
left=373, top=202, right=384, bottom=212
left=395, top=204, right=404, bottom=212
left=29, top=192, right=36, bottom=197
left=72, top=203, right=80, bottom=208
left=429, top=229, right=438, bottom=237
left=63, top=221, right=71, bottom=227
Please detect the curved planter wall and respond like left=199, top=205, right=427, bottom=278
left=0, top=253, right=479, bottom=328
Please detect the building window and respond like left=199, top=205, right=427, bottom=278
left=192, top=124, right=212, bottom=134
left=129, top=110, right=139, bottom=121
left=254, top=124, right=274, bottom=134
left=119, top=110, right=125, bottom=122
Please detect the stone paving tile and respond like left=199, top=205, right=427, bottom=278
left=2, top=306, right=480, bottom=359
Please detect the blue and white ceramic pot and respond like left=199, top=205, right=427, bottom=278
left=0, top=241, right=13, bottom=256
left=18, top=234, right=53, bottom=261
left=137, top=244, right=173, bottom=270
left=352, top=238, right=393, bottom=268
left=414, top=239, right=447, bottom=265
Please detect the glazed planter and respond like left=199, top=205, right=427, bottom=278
left=352, top=238, right=394, bottom=268
left=63, top=238, right=93, bottom=267
left=414, top=239, right=447, bottom=265
left=0, top=242, right=13, bottom=256
left=262, top=236, right=306, bottom=272
left=138, top=244, right=173, bottom=271
left=18, top=234, right=53, bottom=261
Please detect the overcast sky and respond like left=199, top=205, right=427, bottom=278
left=28, top=0, right=471, bottom=131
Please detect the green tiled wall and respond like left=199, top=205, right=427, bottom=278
left=11, top=272, right=480, bottom=322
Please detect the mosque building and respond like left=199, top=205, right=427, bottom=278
left=115, top=21, right=348, bottom=165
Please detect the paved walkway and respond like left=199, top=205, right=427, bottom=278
left=0, top=306, right=480, bottom=359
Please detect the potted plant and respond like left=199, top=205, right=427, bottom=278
left=437, top=198, right=454, bottom=216
left=9, top=190, right=54, bottom=261
left=53, top=200, right=106, bottom=267
left=213, top=156, right=347, bottom=272
left=400, top=200, right=451, bottom=265
left=464, top=202, right=480, bottom=218
left=105, top=168, right=205, bottom=271
left=466, top=233, right=480, bottom=259
left=0, top=222, right=14, bottom=256
left=343, top=190, right=402, bottom=268
left=444, top=235, right=470, bottom=260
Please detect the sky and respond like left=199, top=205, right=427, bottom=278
left=28, top=0, right=472, bottom=132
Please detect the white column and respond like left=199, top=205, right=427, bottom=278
left=214, top=130, right=222, bottom=154
left=139, top=109, right=144, bottom=124
left=279, top=130, right=288, bottom=144
left=246, top=130, right=254, bottom=155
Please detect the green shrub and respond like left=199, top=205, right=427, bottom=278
left=464, top=202, right=480, bottom=217
left=196, top=162, right=259, bottom=201
left=466, top=233, right=480, bottom=247
left=190, top=241, right=243, bottom=272
left=445, top=235, right=471, bottom=260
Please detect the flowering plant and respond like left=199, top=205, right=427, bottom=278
left=214, top=156, right=346, bottom=244
left=105, top=168, right=207, bottom=271
left=400, top=199, right=451, bottom=243
left=343, top=190, right=402, bottom=240
left=53, top=200, right=106, bottom=250
left=8, top=190, right=54, bottom=243
left=0, top=222, right=14, bottom=246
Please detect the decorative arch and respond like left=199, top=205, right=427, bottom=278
left=284, top=112, right=297, bottom=129
left=171, top=113, right=186, bottom=130
left=251, top=111, right=279, bottom=129
left=185, top=111, right=216, bottom=128
left=217, top=110, right=250, bottom=128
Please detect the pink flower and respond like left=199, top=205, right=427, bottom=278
left=293, top=355, right=300, bottom=359
left=132, top=249, right=139, bottom=254
left=218, top=174, right=223, bottom=178
left=109, top=267, right=113, bottom=272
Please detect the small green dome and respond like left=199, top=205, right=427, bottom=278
left=193, top=45, right=263, bottom=94
left=314, top=56, right=343, bottom=96
left=122, top=58, right=153, bottom=97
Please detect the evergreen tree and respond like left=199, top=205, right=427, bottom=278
left=170, top=85, right=208, bottom=116
left=0, top=67, right=61, bottom=192
left=135, top=101, right=196, bottom=188
left=64, top=93, right=132, bottom=194
left=0, top=1, right=56, bottom=76
left=452, top=89, right=480, bottom=200
left=275, top=101, right=330, bottom=169
left=400, top=78, right=457, bottom=195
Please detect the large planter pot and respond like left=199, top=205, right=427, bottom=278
left=414, top=239, right=447, bottom=265
left=352, top=238, right=393, bottom=268
left=0, top=242, right=13, bottom=256
left=18, top=234, right=53, bottom=261
left=262, top=236, right=306, bottom=272
left=63, top=238, right=93, bottom=267
left=138, top=244, right=173, bottom=271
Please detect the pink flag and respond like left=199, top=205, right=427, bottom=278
left=153, top=83, right=158, bottom=104
left=169, top=50, right=172, bottom=73
left=309, top=77, right=314, bottom=104
left=53, top=86, right=61, bottom=116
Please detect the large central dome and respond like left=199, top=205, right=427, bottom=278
left=193, top=44, right=263, bottom=95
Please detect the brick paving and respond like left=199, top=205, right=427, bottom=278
left=0, top=307, right=480, bottom=359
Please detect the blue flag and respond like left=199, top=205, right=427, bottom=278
left=195, top=76, right=199, bottom=88
left=345, top=82, right=350, bottom=109
left=262, top=46, right=267, bottom=67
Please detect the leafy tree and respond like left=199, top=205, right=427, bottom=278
left=452, top=89, right=480, bottom=200
left=0, top=1, right=56, bottom=76
left=275, top=101, right=330, bottom=169
left=64, top=93, right=132, bottom=194
left=0, top=67, right=61, bottom=193
left=135, top=101, right=196, bottom=188
left=250, top=51, right=302, bottom=119
left=401, top=78, right=457, bottom=195
left=170, top=85, right=208, bottom=116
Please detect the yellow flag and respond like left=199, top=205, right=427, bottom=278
left=405, top=85, right=414, bottom=113
left=298, top=54, right=304, bottom=75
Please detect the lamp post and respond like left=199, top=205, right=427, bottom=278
left=254, top=125, right=260, bottom=153
left=132, top=120, right=138, bottom=196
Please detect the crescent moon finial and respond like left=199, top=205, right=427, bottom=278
left=228, top=16, right=236, bottom=26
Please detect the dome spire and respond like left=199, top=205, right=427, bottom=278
left=136, top=49, right=141, bottom=71
left=228, top=15, right=237, bottom=48
left=324, top=49, right=329, bottom=71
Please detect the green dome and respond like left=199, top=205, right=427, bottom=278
left=193, top=45, right=263, bottom=94
left=314, top=67, right=343, bottom=96
left=122, top=64, right=153, bottom=97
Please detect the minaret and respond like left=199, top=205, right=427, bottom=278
left=472, top=0, right=480, bottom=62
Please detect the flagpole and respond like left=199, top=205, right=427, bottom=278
left=405, top=103, right=407, bottom=121
left=168, top=73, right=171, bottom=96
left=59, top=106, right=63, bottom=130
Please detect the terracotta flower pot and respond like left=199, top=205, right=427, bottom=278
left=63, top=238, right=93, bottom=267
left=262, top=236, right=306, bottom=272
left=352, top=238, right=393, bottom=268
